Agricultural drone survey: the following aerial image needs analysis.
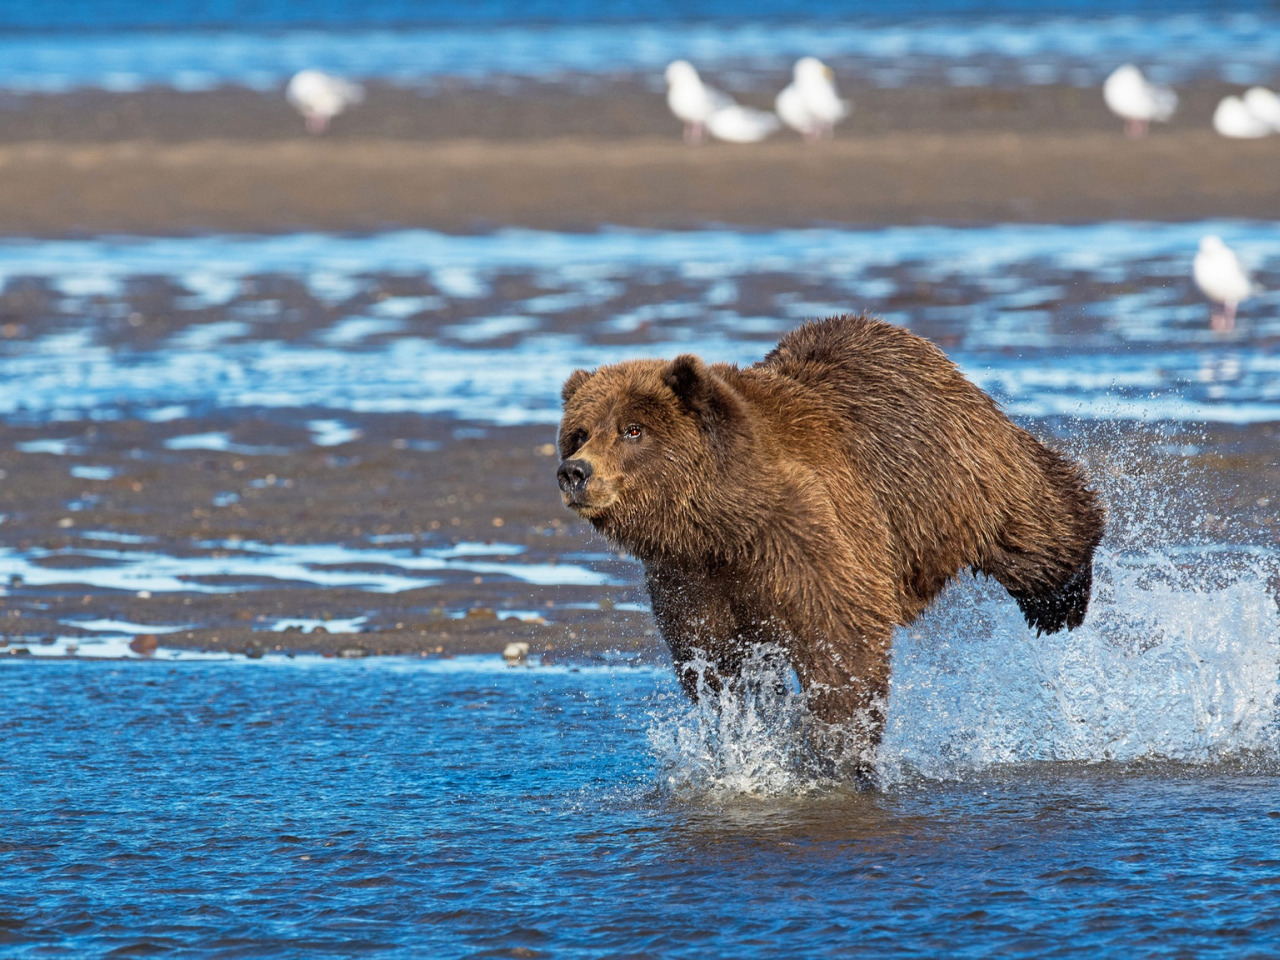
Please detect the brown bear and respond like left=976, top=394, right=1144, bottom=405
left=557, top=313, right=1104, bottom=772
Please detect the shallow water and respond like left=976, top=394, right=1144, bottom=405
left=2, top=222, right=1277, bottom=426
left=3, top=654, right=1279, bottom=958
left=1, top=221, right=1276, bottom=622
left=2, top=537, right=612, bottom=594
left=2, top=220, right=1278, bottom=953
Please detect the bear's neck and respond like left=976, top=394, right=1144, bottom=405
left=595, top=466, right=794, bottom=569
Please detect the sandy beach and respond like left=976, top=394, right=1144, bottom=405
left=0, top=81, right=1276, bottom=235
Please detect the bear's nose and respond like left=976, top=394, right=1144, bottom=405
left=557, top=458, right=593, bottom=495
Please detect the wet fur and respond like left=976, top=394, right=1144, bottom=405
left=557, top=314, right=1105, bottom=768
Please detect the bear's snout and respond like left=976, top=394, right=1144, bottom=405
left=557, top=458, right=594, bottom=502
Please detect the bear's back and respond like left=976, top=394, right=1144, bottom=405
left=750, top=314, right=1050, bottom=613
left=753, top=313, right=1004, bottom=438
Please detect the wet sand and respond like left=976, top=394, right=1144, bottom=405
left=0, top=417, right=658, bottom=661
left=2, top=411, right=1274, bottom=661
left=0, top=81, right=1277, bottom=235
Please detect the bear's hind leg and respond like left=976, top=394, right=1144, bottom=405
left=981, top=524, right=1100, bottom=636
left=1004, top=548, right=1096, bottom=635
left=980, top=445, right=1105, bottom=635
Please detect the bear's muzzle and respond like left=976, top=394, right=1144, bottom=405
left=557, top=458, right=594, bottom=506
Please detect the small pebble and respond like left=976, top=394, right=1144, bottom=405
left=129, top=634, right=159, bottom=656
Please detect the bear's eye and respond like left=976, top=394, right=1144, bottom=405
left=621, top=424, right=643, bottom=441
left=564, top=428, right=588, bottom=453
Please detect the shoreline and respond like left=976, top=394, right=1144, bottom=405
left=1, top=132, right=1277, bottom=236
left=0, top=79, right=1276, bottom=236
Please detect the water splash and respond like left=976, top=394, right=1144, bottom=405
left=646, top=551, right=1279, bottom=796
left=881, top=547, right=1280, bottom=784
left=646, top=435, right=1280, bottom=795
left=646, top=646, right=836, bottom=799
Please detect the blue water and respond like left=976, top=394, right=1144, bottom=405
left=0, top=13, right=1273, bottom=92
left=1, top=222, right=1276, bottom=426
left=0, top=0, right=1256, bottom=31
left=3, top=656, right=1279, bottom=958
left=2, top=219, right=1279, bottom=954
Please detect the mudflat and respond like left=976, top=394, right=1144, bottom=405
left=0, top=78, right=1276, bottom=661
left=0, top=80, right=1275, bottom=235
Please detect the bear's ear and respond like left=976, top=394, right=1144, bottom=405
left=663, top=354, right=739, bottom=428
left=561, top=368, right=592, bottom=405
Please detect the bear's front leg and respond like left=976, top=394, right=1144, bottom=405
left=644, top=563, right=747, bottom=700
left=781, top=574, right=898, bottom=778
left=792, top=629, right=892, bottom=773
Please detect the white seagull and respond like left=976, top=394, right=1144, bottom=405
left=1212, top=95, right=1272, bottom=139
left=776, top=57, right=851, bottom=142
left=706, top=104, right=781, bottom=143
left=1193, top=235, right=1258, bottom=332
left=1242, top=87, right=1280, bottom=132
left=665, top=60, right=734, bottom=144
left=286, top=69, right=365, bottom=135
left=1102, top=64, right=1177, bottom=138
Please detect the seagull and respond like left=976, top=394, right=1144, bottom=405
left=665, top=61, right=735, bottom=144
left=1193, top=235, right=1258, bottom=332
left=286, top=69, right=365, bottom=135
left=1212, top=95, right=1272, bottom=139
left=1242, top=87, right=1280, bottom=132
left=776, top=57, right=851, bottom=142
left=1102, top=64, right=1177, bottom=138
left=706, top=104, right=781, bottom=143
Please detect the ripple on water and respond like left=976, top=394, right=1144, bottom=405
left=0, top=223, right=1277, bottom=427
left=3, top=642, right=1279, bottom=958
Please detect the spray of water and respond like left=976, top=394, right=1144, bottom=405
left=648, top=425, right=1280, bottom=796
left=646, top=645, right=839, bottom=798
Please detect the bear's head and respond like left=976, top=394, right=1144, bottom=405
left=556, top=354, right=749, bottom=557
